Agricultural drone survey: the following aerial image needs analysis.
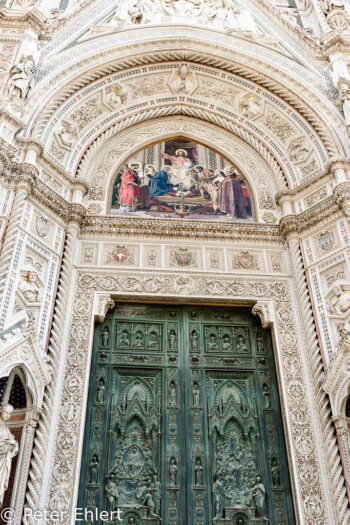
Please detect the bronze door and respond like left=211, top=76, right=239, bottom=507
left=78, top=304, right=295, bottom=525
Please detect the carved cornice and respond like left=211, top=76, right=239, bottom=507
left=80, top=216, right=284, bottom=243
left=0, top=7, right=48, bottom=34
left=280, top=195, right=341, bottom=237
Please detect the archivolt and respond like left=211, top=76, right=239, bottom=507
left=27, top=40, right=341, bottom=157
left=77, top=107, right=286, bottom=191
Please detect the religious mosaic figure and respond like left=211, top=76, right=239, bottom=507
left=89, top=455, right=99, bottom=484
left=219, top=167, right=247, bottom=218
left=149, top=167, right=171, bottom=198
left=119, top=162, right=141, bottom=212
left=162, top=148, right=195, bottom=189
left=169, top=458, right=177, bottom=485
left=252, top=476, right=266, bottom=518
left=105, top=474, right=119, bottom=512
left=0, top=404, right=18, bottom=506
left=169, top=329, right=177, bottom=351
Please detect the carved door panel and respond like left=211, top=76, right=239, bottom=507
left=78, top=305, right=295, bottom=525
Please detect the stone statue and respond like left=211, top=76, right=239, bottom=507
left=169, top=329, right=177, bottom=351
left=18, top=270, right=39, bottom=302
left=57, top=122, right=78, bottom=148
left=173, top=64, right=193, bottom=94
left=143, top=487, right=158, bottom=518
left=97, top=379, right=105, bottom=403
left=0, top=404, right=19, bottom=506
left=105, top=474, right=119, bottom=512
left=101, top=327, right=109, bottom=347
left=152, top=474, right=161, bottom=516
left=192, top=383, right=200, bottom=406
left=194, top=457, right=203, bottom=485
left=213, top=476, right=224, bottom=519
left=191, top=330, right=198, bottom=350
left=106, top=87, right=127, bottom=108
left=262, top=384, right=270, bottom=408
left=8, top=58, right=35, bottom=102
left=252, top=476, right=266, bottom=518
left=169, top=458, right=177, bottom=485
left=340, top=83, right=350, bottom=137
left=168, top=381, right=177, bottom=406
left=89, top=455, right=99, bottom=484
left=271, top=458, right=280, bottom=487
left=320, top=0, right=345, bottom=15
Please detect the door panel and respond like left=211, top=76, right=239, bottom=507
left=78, top=305, right=295, bottom=525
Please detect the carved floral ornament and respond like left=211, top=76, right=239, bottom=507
left=43, top=270, right=332, bottom=523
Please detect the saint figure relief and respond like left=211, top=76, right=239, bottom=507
left=0, top=404, right=19, bottom=506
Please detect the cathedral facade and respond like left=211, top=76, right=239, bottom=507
left=0, top=0, right=350, bottom=524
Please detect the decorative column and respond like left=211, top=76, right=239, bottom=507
left=23, top=201, right=85, bottom=524
left=0, top=168, right=33, bottom=329
left=284, top=226, right=350, bottom=524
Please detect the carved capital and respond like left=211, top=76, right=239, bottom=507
left=334, top=182, right=350, bottom=217
left=252, top=300, right=274, bottom=329
left=68, top=203, right=86, bottom=228
left=94, top=293, right=115, bottom=323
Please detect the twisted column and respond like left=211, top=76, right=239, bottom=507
left=0, top=185, right=29, bottom=328
left=289, top=236, right=350, bottom=524
left=23, top=221, right=80, bottom=523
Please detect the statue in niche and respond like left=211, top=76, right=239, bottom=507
left=169, top=329, right=177, bottom=351
left=271, top=458, right=280, bottom=487
left=252, top=476, right=267, bottom=518
left=89, top=455, right=99, bottom=484
left=207, top=334, right=219, bottom=352
left=168, top=381, right=177, bottom=406
left=119, top=332, right=130, bottom=346
left=236, top=333, right=247, bottom=352
left=148, top=332, right=159, bottom=349
left=128, top=517, right=136, bottom=524
left=133, top=334, right=144, bottom=348
left=213, top=475, right=225, bottom=519
left=191, top=330, right=198, bottom=350
left=169, top=457, right=177, bottom=485
left=0, top=404, right=18, bottom=506
left=236, top=518, right=245, bottom=525
left=256, top=332, right=264, bottom=353
left=18, top=270, right=39, bottom=302
left=194, top=457, right=203, bottom=485
left=8, top=57, right=35, bottom=102
left=152, top=474, right=161, bottom=516
left=222, top=335, right=232, bottom=351
left=101, top=326, right=109, bottom=347
left=340, top=82, right=350, bottom=137
left=105, top=474, right=119, bottom=512
left=96, top=378, right=105, bottom=403
left=192, top=383, right=200, bottom=406
left=262, top=384, right=270, bottom=408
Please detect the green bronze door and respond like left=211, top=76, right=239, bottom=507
left=78, top=305, right=295, bottom=525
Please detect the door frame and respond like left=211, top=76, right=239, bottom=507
left=45, top=269, right=334, bottom=525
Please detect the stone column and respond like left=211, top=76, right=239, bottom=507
left=287, top=232, right=350, bottom=524
left=0, top=180, right=30, bottom=328
left=23, top=202, right=85, bottom=524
